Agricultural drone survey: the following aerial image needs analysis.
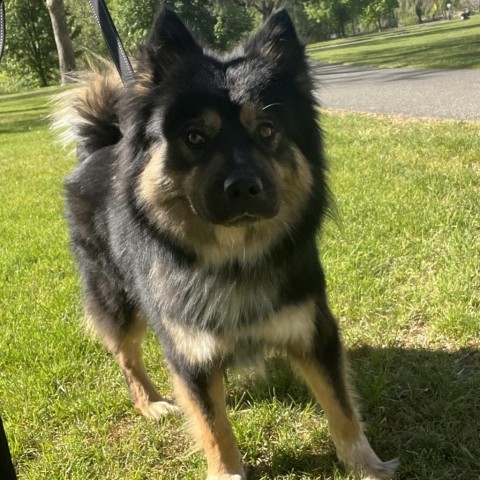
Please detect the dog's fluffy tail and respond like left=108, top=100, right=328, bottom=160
left=52, top=65, right=124, bottom=163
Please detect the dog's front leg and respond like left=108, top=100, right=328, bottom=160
left=289, top=300, right=398, bottom=480
left=171, top=365, right=245, bottom=480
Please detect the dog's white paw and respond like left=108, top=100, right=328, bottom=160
left=136, top=400, right=180, bottom=420
left=206, top=475, right=244, bottom=480
left=337, top=433, right=399, bottom=479
left=355, top=458, right=400, bottom=480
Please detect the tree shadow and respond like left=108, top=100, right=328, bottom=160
left=313, top=26, right=480, bottom=72
left=310, top=20, right=480, bottom=56
left=0, top=117, right=49, bottom=134
left=228, top=345, right=480, bottom=479
left=0, top=89, right=57, bottom=103
left=0, top=89, right=56, bottom=134
left=0, top=106, right=49, bottom=116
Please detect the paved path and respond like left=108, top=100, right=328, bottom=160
left=316, top=63, right=480, bottom=121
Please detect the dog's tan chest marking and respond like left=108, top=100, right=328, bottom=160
left=253, top=300, right=316, bottom=349
left=162, top=299, right=316, bottom=365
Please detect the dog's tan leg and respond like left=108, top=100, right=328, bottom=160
left=288, top=304, right=398, bottom=479
left=172, top=367, right=244, bottom=480
left=292, top=355, right=398, bottom=479
left=86, top=305, right=177, bottom=419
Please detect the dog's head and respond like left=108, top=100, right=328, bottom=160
left=129, top=9, right=326, bottom=262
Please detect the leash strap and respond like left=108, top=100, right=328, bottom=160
left=0, top=0, right=5, bottom=63
left=0, top=415, right=17, bottom=480
left=86, top=0, right=134, bottom=86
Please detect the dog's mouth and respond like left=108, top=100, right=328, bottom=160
left=222, top=213, right=264, bottom=227
left=193, top=207, right=265, bottom=227
left=189, top=196, right=275, bottom=227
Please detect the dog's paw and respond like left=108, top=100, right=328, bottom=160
left=136, top=400, right=180, bottom=420
left=337, top=433, right=399, bottom=480
left=206, top=475, right=244, bottom=480
left=355, top=457, right=399, bottom=480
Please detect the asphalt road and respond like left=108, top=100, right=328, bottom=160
left=316, top=63, right=480, bottom=121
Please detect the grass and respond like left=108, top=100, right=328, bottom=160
left=308, top=16, right=480, bottom=69
left=0, top=88, right=479, bottom=480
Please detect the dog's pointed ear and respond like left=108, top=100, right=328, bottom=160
left=145, top=8, right=202, bottom=82
left=244, top=9, right=305, bottom=73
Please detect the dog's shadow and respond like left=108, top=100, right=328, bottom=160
left=226, top=345, right=480, bottom=479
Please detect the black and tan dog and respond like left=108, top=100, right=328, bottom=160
left=56, top=8, right=398, bottom=479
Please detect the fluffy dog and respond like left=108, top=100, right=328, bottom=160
left=57, top=8, right=398, bottom=479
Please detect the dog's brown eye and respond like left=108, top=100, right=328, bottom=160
left=257, top=122, right=275, bottom=141
left=186, top=131, right=207, bottom=147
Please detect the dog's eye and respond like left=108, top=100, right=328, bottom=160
left=185, top=130, right=207, bottom=147
left=257, top=122, right=275, bottom=141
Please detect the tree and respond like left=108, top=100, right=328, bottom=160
left=109, top=0, right=159, bottom=51
left=304, top=0, right=360, bottom=39
left=230, top=0, right=286, bottom=20
left=64, top=0, right=108, bottom=63
left=213, top=2, right=255, bottom=50
left=415, top=2, right=423, bottom=22
left=331, top=0, right=356, bottom=37
left=110, top=0, right=217, bottom=50
left=164, top=0, right=217, bottom=45
left=362, top=0, right=399, bottom=31
left=3, top=0, right=57, bottom=87
left=46, top=0, right=76, bottom=84
left=109, top=0, right=257, bottom=51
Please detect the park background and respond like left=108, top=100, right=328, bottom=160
left=1, top=0, right=479, bottom=90
left=1, top=1, right=479, bottom=479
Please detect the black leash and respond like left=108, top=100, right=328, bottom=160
left=0, top=0, right=5, bottom=63
left=86, top=0, right=134, bottom=86
left=0, top=415, right=17, bottom=480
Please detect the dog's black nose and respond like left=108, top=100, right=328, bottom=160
left=224, top=175, right=263, bottom=200
left=203, top=172, right=278, bottom=224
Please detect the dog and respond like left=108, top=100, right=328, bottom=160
left=56, top=8, right=398, bottom=479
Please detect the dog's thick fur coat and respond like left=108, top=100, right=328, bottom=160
left=57, top=8, right=398, bottom=479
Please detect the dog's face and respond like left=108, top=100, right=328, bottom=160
left=161, top=93, right=282, bottom=227
left=130, top=9, right=324, bottom=260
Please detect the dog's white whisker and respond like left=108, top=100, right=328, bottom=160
left=261, top=102, right=283, bottom=111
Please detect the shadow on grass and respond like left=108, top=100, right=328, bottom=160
left=229, top=346, right=480, bottom=480
left=0, top=117, right=49, bottom=134
left=310, top=19, right=480, bottom=54
left=0, top=89, right=59, bottom=103
left=247, top=449, right=335, bottom=480
left=0, top=106, right=49, bottom=116
left=313, top=29, right=480, bottom=70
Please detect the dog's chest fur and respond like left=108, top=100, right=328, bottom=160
left=143, top=255, right=282, bottom=332
left=151, top=259, right=316, bottom=365
left=124, top=239, right=316, bottom=365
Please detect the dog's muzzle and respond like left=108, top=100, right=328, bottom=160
left=220, top=172, right=277, bottom=224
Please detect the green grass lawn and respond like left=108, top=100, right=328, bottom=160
left=309, top=16, right=480, bottom=69
left=0, top=89, right=479, bottom=479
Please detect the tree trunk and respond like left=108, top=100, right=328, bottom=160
left=46, top=0, right=76, bottom=84
left=415, top=5, right=423, bottom=24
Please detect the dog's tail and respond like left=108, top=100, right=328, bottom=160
left=52, top=65, right=124, bottom=163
